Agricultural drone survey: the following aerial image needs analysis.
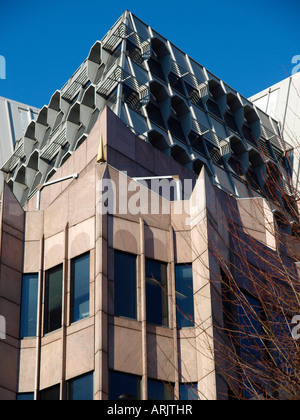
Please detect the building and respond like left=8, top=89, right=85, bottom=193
left=0, top=11, right=299, bottom=401
left=0, top=97, right=39, bottom=195
left=250, top=72, right=300, bottom=190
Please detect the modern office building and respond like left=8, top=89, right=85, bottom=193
left=250, top=72, right=300, bottom=191
left=0, top=11, right=299, bottom=400
left=0, top=97, right=39, bottom=195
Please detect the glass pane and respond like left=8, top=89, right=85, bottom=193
left=20, top=274, right=39, bottom=338
left=238, top=293, right=264, bottom=366
left=175, top=265, right=194, bottom=328
left=17, top=393, right=35, bottom=401
left=148, top=379, right=174, bottom=400
left=114, top=251, right=137, bottom=320
left=179, top=383, right=198, bottom=400
left=71, top=253, right=90, bottom=323
left=109, top=371, right=141, bottom=400
left=68, top=373, right=93, bottom=400
left=44, top=265, right=63, bottom=334
left=40, top=385, right=60, bottom=400
left=146, top=260, right=168, bottom=327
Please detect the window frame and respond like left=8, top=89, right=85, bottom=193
left=175, top=263, right=195, bottom=329
left=145, top=258, right=169, bottom=328
left=70, top=252, right=91, bottom=324
left=20, top=273, right=39, bottom=339
left=114, top=250, right=138, bottom=321
left=44, top=264, right=63, bottom=335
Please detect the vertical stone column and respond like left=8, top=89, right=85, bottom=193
left=94, top=164, right=109, bottom=400
left=60, top=223, right=69, bottom=400
left=168, top=225, right=179, bottom=400
left=34, top=235, right=44, bottom=400
left=139, top=217, right=148, bottom=400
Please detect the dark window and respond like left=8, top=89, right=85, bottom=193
left=168, top=72, right=185, bottom=96
left=206, top=99, right=222, bottom=119
left=20, top=274, right=39, bottom=338
left=246, top=168, right=260, bottom=193
left=126, top=40, right=143, bottom=66
left=185, top=83, right=205, bottom=109
left=146, top=102, right=166, bottom=129
left=44, top=265, right=63, bottom=334
left=206, top=142, right=225, bottom=168
left=148, top=58, right=166, bottom=82
left=17, top=393, right=35, bottom=401
left=109, top=371, right=141, bottom=400
left=168, top=117, right=186, bottom=143
left=122, top=85, right=141, bottom=112
left=146, top=259, right=168, bottom=327
left=189, top=131, right=206, bottom=156
left=175, top=264, right=194, bottom=328
left=242, top=124, right=256, bottom=146
left=40, top=385, right=60, bottom=401
left=67, top=372, right=94, bottom=401
left=179, top=383, right=198, bottom=400
left=224, top=111, right=239, bottom=133
left=228, top=156, right=243, bottom=176
left=114, top=251, right=137, bottom=320
left=238, top=293, right=264, bottom=366
left=148, top=379, right=174, bottom=400
left=71, top=253, right=90, bottom=323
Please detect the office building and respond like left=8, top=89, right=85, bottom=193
left=0, top=11, right=298, bottom=400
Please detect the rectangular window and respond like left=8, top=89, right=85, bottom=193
left=20, top=274, right=39, bottom=338
left=71, top=253, right=90, bottom=323
left=114, top=251, right=137, bottom=320
left=179, top=383, right=198, bottom=400
left=175, top=264, right=194, bottom=328
left=40, top=384, right=60, bottom=400
left=44, top=265, right=63, bottom=334
left=109, top=371, right=141, bottom=400
left=17, top=393, right=35, bottom=401
left=148, top=379, right=174, bottom=400
left=238, top=292, right=264, bottom=365
left=67, top=372, right=94, bottom=400
left=146, top=259, right=168, bottom=327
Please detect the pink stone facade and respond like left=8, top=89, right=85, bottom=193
left=0, top=107, right=296, bottom=400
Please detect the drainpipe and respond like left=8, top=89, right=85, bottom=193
left=36, top=173, right=78, bottom=210
left=132, top=175, right=182, bottom=201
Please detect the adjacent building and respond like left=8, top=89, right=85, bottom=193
left=0, top=11, right=299, bottom=401
left=250, top=72, right=300, bottom=191
left=0, top=97, right=39, bottom=195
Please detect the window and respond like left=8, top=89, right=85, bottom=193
left=40, top=385, right=60, bottom=400
left=71, top=253, right=90, bottom=323
left=20, top=274, right=39, bottom=338
left=206, top=98, right=222, bottom=119
left=179, top=383, right=198, bottom=400
left=175, top=264, right=194, bottom=328
left=17, top=393, right=34, bottom=401
left=237, top=291, right=267, bottom=399
left=109, top=371, right=141, bottom=400
left=67, top=372, right=94, bottom=400
left=148, top=379, right=174, bottom=400
left=114, top=251, right=137, bottom=320
left=44, top=265, right=63, bottom=334
left=145, top=259, right=168, bottom=327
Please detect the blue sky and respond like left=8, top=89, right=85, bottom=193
left=0, top=0, right=299, bottom=109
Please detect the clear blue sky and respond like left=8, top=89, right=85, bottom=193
left=0, top=0, right=299, bottom=109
